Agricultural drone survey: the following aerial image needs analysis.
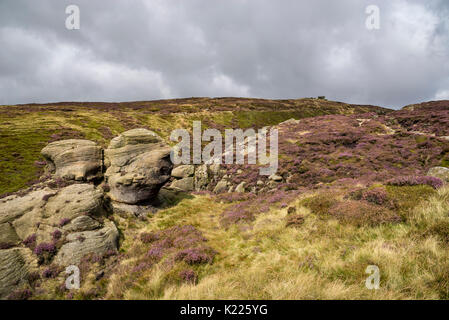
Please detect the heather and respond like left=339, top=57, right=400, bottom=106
left=1, top=98, right=449, bottom=300
left=0, top=97, right=383, bottom=196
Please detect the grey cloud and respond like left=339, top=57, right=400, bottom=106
left=0, top=0, right=448, bottom=108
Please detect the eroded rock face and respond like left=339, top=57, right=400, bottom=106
left=0, top=223, right=20, bottom=246
left=427, top=167, right=449, bottom=183
left=0, top=248, right=37, bottom=299
left=104, top=129, right=173, bottom=204
left=54, top=220, right=119, bottom=266
left=0, top=184, right=107, bottom=243
left=41, top=139, right=103, bottom=181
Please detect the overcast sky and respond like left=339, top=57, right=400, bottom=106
left=0, top=0, right=448, bottom=108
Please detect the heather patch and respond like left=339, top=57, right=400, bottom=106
left=138, top=225, right=216, bottom=265
left=23, top=234, right=37, bottom=249
left=330, top=200, right=401, bottom=227
left=33, top=242, right=57, bottom=264
left=387, top=176, right=444, bottom=189
left=215, top=113, right=449, bottom=193
left=220, top=190, right=301, bottom=227
left=7, top=288, right=33, bottom=300
left=179, top=269, right=197, bottom=284
left=42, top=264, right=63, bottom=279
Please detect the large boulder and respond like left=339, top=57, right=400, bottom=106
left=0, top=248, right=37, bottom=299
left=54, top=220, right=119, bottom=266
left=0, top=184, right=107, bottom=243
left=427, top=167, right=449, bottom=183
left=41, top=139, right=103, bottom=181
left=104, top=129, right=173, bottom=204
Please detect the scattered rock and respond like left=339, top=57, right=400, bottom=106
left=41, top=139, right=102, bottom=181
left=235, top=182, right=246, bottom=193
left=269, top=174, right=283, bottom=182
left=104, top=129, right=173, bottom=204
left=194, top=165, right=209, bottom=191
left=171, top=165, right=194, bottom=178
left=427, top=167, right=449, bottom=183
left=170, top=177, right=194, bottom=192
left=213, top=179, right=228, bottom=194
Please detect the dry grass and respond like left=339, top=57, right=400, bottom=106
left=87, top=186, right=449, bottom=300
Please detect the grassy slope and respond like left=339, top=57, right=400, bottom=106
left=99, top=185, right=449, bottom=300
left=0, top=97, right=387, bottom=195
left=5, top=98, right=449, bottom=300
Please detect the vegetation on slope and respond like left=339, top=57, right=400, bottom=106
left=0, top=97, right=387, bottom=196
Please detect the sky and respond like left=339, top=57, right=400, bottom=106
left=0, top=0, right=448, bottom=109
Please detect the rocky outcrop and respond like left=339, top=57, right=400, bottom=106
left=0, top=182, right=118, bottom=273
left=0, top=248, right=37, bottom=299
left=169, top=163, right=227, bottom=192
left=427, top=167, right=449, bottom=183
left=0, top=184, right=107, bottom=243
left=41, top=139, right=102, bottom=181
left=54, top=220, right=119, bottom=266
left=104, top=129, right=173, bottom=204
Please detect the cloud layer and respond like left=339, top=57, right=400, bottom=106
left=0, top=0, right=448, bottom=108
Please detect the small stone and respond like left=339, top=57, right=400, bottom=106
left=171, top=165, right=194, bottom=178
left=427, top=167, right=449, bottom=183
left=269, top=174, right=283, bottom=182
left=213, top=179, right=228, bottom=194
left=235, top=182, right=246, bottom=193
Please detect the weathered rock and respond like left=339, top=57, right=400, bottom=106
left=0, top=184, right=106, bottom=242
left=209, top=164, right=222, bottom=176
left=41, top=139, right=102, bottom=181
left=104, top=129, right=173, bottom=204
left=54, top=220, right=119, bottom=266
left=427, top=167, right=449, bottom=183
left=0, top=248, right=37, bottom=299
left=235, top=182, right=246, bottom=193
left=111, top=202, right=157, bottom=218
left=62, top=215, right=101, bottom=233
left=171, top=165, right=194, bottom=178
left=269, top=174, right=283, bottom=182
left=213, top=179, right=228, bottom=194
left=43, top=184, right=105, bottom=226
left=0, top=189, right=50, bottom=224
left=0, top=223, right=20, bottom=246
left=170, top=177, right=194, bottom=192
left=194, top=164, right=209, bottom=191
